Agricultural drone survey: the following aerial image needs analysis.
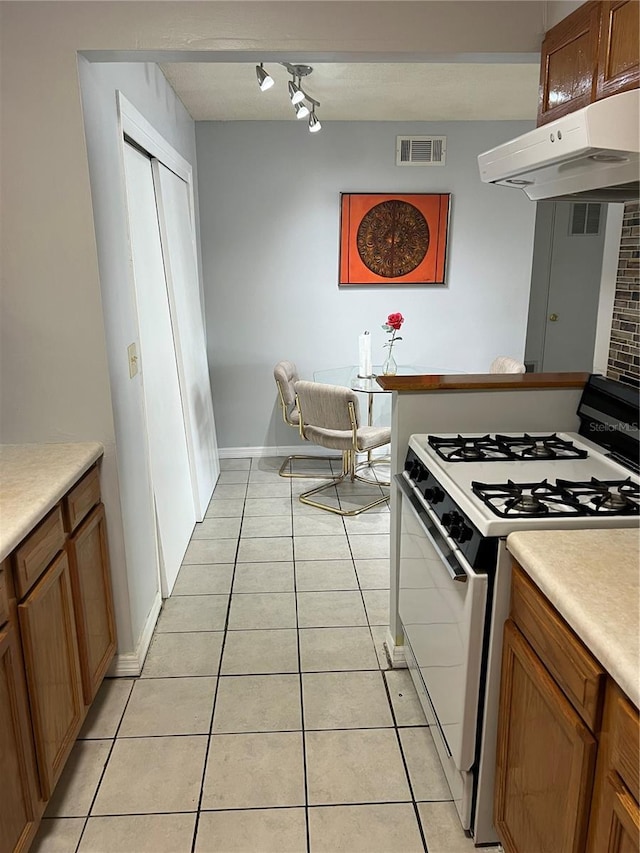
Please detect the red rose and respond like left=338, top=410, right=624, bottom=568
left=387, top=312, right=404, bottom=330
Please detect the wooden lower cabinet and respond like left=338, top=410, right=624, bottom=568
left=0, top=460, right=117, bottom=853
left=587, top=680, right=640, bottom=852
left=18, top=551, right=84, bottom=800
left=67, top=503, right=116, bottom=704
left=496, top=562, right=640, bottom=853
left=495, top=619, right=597, bottom=853
left=0, top=624, right=42, bottom=853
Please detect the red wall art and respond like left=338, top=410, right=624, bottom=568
left=339, top=193, right=450, bottom=286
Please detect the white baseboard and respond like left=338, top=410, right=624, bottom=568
left=384, top=628, right=407, bottom=668
left=108, top=592, right=162, bottom=677
left=218, top=445, right=388, bottom=460
left=217, top=445, right=336, bottom=460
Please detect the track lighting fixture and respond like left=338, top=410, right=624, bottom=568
left=255, top=62, right=322, bottom=132
left=255, top=63, right=274, bottom=92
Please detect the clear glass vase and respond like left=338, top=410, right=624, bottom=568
left=382, top=352, right=397, bottom=376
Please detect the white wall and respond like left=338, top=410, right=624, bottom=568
left=196, top=120, right=537, bottom=451
left=77, top=59, right=201, bottom=662
left=544, top=1, right=583, bottom=28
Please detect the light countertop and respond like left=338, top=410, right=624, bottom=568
left=507, top=528, right=640, bottom=708
left=0, top=443, right=104, bottom=561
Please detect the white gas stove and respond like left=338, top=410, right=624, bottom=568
left=396, top=376, right=639, bottom=846
left=407, top=429, right=639, bottom=538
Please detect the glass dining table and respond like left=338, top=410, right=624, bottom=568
left=313, top=365, right=459, bottom=427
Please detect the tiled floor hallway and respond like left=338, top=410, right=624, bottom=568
left=32, top=456, right=499, bottom=853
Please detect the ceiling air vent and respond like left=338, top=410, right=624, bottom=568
left=396, top=136, right=447, bottom=167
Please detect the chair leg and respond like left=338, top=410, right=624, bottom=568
left=298, top=450, right=389, bottom=517
left=278, top=453, right=342, bottom=479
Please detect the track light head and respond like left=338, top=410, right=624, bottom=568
left=294, top=101, right=310, bottom=119
left=308, top=110, right=322, bottom=133
left=288, top=79, right=305, bottom=105
left=256, top=63, right=274, bottom=92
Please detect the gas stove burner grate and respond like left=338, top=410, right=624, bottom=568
left=428, top=434, right=513, bottom=462
left=428, top=432, right=588, bottom=463
left=472, top=479, right=584, bottom=518
left=556, top=477, right=640, bottom=515
left=496, top=433, right=589, bottom=461
left=472, top=476, right=640, bottom=518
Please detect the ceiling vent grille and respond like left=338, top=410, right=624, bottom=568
left=396, top=136, right=447, bottom=166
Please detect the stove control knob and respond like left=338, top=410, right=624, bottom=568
left=424, top=486, right=444, bottom=503
left=442, top=511, right=458, bottom=529
left=410, top=461, right=427, bottom=482
left=456, top=523, right=473, bottom=544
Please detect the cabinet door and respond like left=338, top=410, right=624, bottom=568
left=495, top=620, right=597, bottom=853
left=18, top=552, right=84, bottom=799
left=596, top=0, right=640, bottom=100
left=67, top=503, right=116, bottom=704
left=590, top=771, right=640, bottom=853
left=587, top=680, right=640, bottom=852
left=0, top=623, right=41, bottom=853
left=538, top=1, right=600, bottom=125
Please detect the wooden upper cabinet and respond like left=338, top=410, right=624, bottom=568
left=538, top=2, right=601, bottom=125
left=538, top=0, right=639, bottom=126
left=596, top=1, right=640, bottom=100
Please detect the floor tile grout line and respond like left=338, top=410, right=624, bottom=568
left=291, top=521, right=312, bottom=853
left=190, top=473, right=248, bottom=853
left=69, top=675, right=138, bottom=851
left=379, top=674, right=430, bottom=852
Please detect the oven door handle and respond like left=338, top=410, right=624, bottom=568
left=395, top=474, right=468, bottom=583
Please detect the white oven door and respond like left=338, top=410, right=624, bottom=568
left=398, top=481, right=488, bottom=773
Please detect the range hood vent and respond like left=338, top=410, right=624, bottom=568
left=396, top=136, right=446, bottom=166
left=478, top=90, right=640, bottom=202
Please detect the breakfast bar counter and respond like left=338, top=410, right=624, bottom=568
left=377, top=371, right=589, bottom=392
left=506, top=527, right=640, bottom=707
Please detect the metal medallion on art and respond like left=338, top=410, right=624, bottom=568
left=356, top=200, right=430, bottom=278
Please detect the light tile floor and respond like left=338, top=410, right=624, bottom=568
left=32, top=456, right=501, bottom=853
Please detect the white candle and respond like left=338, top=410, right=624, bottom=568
left=358, top=331, right=372, bottom=377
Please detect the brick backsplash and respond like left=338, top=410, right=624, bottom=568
left=607, top=200, right=640, bottom=389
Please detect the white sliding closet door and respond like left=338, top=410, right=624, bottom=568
left=153, top=161, right=219, bottom=518
left=123, top=141, right=195, bottom=596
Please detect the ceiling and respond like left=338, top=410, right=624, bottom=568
left=160, top=59, right=541, bottom=122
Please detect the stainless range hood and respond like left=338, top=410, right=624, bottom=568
left=478, top=89, right=640, bottom=202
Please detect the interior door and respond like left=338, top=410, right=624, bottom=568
left=152, top=161, right=219, bottom=518
left=525, top=201, right=608, bottom=372
left=123, top=141, right=195, bottom=596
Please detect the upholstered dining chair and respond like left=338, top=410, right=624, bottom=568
left=293, top=379, right=391, bottom=516
left=489, top=356, right=526, bottom=374
left=273, top=361, right=339, bottom=478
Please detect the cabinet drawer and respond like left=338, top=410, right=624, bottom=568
left=511, top=563, right=604, bottom=731
left=0, top=564, right=8, bottom=627
left=14, top=506, right=66, bottom=599
left=610, top=686, right=640, bottom=802
left=64, top=465, right=101, bottom=533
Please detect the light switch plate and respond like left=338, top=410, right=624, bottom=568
left=127, top=343, right=139, bottom=378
